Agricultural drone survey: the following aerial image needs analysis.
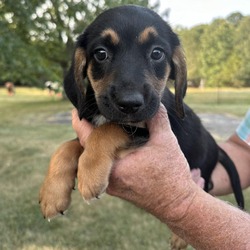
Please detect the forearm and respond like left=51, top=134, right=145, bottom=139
left=163, top=184, right=250, bottom=249
left=210, top=133, right=250, bottom=196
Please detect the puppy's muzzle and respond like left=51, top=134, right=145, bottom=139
left=115, top=91, right=144, bottom=114
left=98, top=84, right=159, bottom=123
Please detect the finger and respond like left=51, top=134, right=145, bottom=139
left=71, top=109, right=79, bottom=128
left=147, top=103, right=171, bottom=135
left=71, top=109, right=93, bottom=147
left=191, top=169, right=205, bottom=189
left=191, top=168, right=201, bottom=183
left=146, top=103, right=175, bottom=144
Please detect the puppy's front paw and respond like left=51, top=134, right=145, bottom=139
left=77, top=152, right=112, bottom=202
left=76, top=123, right=129, bottom=202
left=39, top=139, right=82, bottom=219
left=39, top=175, right=75, bottom=220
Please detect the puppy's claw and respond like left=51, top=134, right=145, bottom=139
left=82, top=197, right=91, bottom=205
left=43, top=210, right=66, bottom=222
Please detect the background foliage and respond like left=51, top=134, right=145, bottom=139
left=178, top=12, right=250, bottom=88
left=0, top=0, right=249, bottom=88
left=0, top=0, right=150, bottom=87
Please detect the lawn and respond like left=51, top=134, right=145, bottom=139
left=0, top=87, right=249, bottom=250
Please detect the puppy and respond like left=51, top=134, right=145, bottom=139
left=39, top=5, right=244, bottom=249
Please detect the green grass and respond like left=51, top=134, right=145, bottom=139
left=185, top=87, right=250, bottom=116
left=0, top=87, right=249, bottom=250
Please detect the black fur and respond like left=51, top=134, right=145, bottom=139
left=64, top=5, right=244, bottom=208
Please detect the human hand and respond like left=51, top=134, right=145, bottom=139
left=72, top=105, right=197, bottom=222
left=106, top=104, right=196, bottom=221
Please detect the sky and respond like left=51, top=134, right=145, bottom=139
left=153, top=0, right=250, bottom=27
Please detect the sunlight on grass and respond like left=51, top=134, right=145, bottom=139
left=0, top=87, right=249, bottom=250
left=0, top=87, right=62, bottom=103
left=185, top=87, right=250, bottom=116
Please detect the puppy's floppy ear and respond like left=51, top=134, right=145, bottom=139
left=73, top=47, right=87, bottom=98
left=64, top=36, right=87, bottom=110
left=170, top=46, right=187, bottom=119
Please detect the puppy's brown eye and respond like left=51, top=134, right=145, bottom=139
left=94, top=49, right=108, bottom=62
left=151, top=48, right=165, bottom=61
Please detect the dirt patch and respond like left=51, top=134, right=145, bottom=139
left=47, top=111, right=71, bottom=124
left=47, top=112, right=241, bottom=142
left=199, top=113, right=241, bottom=141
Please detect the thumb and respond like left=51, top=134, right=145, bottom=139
left=71, top=109, right=93, bottom=147
left=146, top=103, right=175, bottom=145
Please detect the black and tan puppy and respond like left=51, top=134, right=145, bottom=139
left=39, top=5, right=244, bottom=248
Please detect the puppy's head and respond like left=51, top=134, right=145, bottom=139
left=64, top=5, right=187, bottom=123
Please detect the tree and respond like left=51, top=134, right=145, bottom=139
left=233, top=16, right=250, bottom=86
left=178, top=25, right=206, bottom=86
left=226, top=12, right=244, bottom=26
left=0, top=0, right=149, bottom=86
left=200, top=19, right=234, bottom=87
left=0, top=0, right=53, bottom=86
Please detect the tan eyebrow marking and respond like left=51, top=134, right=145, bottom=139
left=138, top=26, right=158, bottom=44
left=101, top=28, right=120, bottom=45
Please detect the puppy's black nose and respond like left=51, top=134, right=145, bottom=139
left=116, top=93, right=144, bottom=114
